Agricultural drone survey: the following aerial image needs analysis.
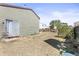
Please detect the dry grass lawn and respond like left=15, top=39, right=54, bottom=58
left=0, top=32, right=64, bottom=56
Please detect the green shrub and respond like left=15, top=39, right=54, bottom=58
left=50, top=20, right=73, bottom=38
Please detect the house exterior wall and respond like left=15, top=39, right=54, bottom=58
left=0, top=19, right=5, bottom=38
left=0, top=6, right=39, bottom=37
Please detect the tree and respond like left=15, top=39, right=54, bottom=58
left=58, top=23, right=73, bottom=38
left=50, top=20, right=73, bottom=38
left=50, top=20, right=61, bottom=30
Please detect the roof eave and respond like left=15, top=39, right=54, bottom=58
left=0, top=3, right=40, bottom=19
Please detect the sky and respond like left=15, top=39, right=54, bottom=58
left=12, top=3, right=79, bottom=26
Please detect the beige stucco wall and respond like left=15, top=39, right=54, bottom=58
left=0, top=6, right=39, bottom=37
left=0, top=19, right=5, bottom=38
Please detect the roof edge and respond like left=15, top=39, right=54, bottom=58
left=0, top=3, right=40, bottom=19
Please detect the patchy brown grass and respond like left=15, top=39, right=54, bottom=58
left=0, top=32, right=64, bottom=56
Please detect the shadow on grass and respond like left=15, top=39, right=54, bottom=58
left=44, top=39, right=61, bottom=50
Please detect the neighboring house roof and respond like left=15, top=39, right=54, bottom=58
left=0, top=3, right=40, bottom=19
left=40, top=23, right=49, bottom=29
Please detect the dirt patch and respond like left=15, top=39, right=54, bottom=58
left=0, top=32, right=64, bottom=56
